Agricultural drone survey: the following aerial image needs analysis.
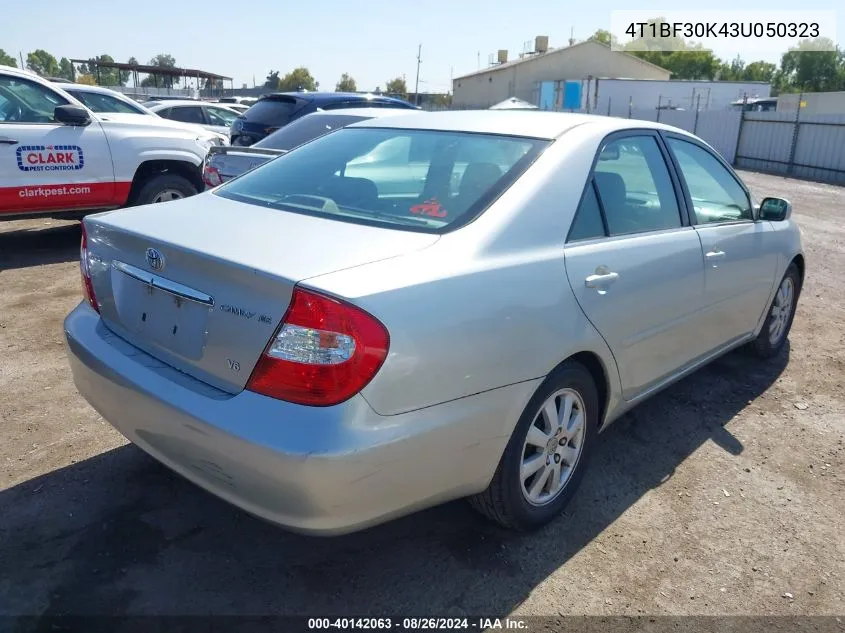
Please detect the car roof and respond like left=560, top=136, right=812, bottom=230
left=348, top=110, right=698, bottom=140
left=64, top=84, right=132, bottom=96
left=262, top=91, right=415, bottom=106
left=307, top=107, right=419, bottom=119
left=147, top=100, right=238, bottom=111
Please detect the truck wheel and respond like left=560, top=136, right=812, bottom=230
left=132, top=174, right=198, bottom=206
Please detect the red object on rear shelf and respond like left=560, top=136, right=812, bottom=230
left=246, top=287, right=389, bottom=407
left=80, top=224, right=99, bottom=313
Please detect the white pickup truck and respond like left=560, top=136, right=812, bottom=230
left=0, top=65, right=227, bottom=220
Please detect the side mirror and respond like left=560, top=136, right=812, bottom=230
left=598, top=144, right=620, bottom=161
left=54, top=105, right=91, bottom=126
left=759, top=197, right=792, bottom=222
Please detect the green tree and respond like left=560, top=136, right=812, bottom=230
left=620, top=17, right=720, bottom=79
left=0, top=49, right=17, bottom=67
left=278, top=67, right=318, bottom=91
left=264, top=70, right=280, bottom=89
left=56, top=57, right=74, bottom=80
left=589, top=29, right=618, bottom=48
left=335, top=73, right=357, bottom=92
left=141, top=53, right=179, bottom=88
left=384, top=77, right=407, bottom=97
left=777, top=38, right=844, bottom=93
left=26, top=49, right=59, bottom=77
left=743, top=61, right=776, bottom=83
left=718, top=56, right=746, bottom=81
left=76, top=74, right=97, bottom=86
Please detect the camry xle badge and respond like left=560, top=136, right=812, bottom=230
left=145, top=247, right=165, bottom=271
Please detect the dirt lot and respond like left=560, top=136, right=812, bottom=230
left=0, top=171, right=843, bottom=622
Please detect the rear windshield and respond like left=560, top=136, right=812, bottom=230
left=215, top=127, right=549, bottom=233
left=243, top=97, right=301, bottom=125
left=254, top=114, right=367, bottom=151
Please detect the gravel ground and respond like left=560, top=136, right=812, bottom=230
left=0, top=171, right=842, bottom=621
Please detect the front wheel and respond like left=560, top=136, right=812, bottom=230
left=747, top=263, right=801, bottom=358
left=131, top=174, right=198, bottom=206
left=469, top=362, right=599, bottom=531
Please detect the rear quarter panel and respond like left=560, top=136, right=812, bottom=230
left=305, top=124, right=623, bottom=424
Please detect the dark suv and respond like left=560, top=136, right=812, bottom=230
left=230, top=92, right=418, bottom=146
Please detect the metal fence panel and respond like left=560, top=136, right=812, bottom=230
left=791, top=114, right=845, bottom=184
left=693, top=110, right=743, bottom=163
left=735, top=112, right=796, bottom=175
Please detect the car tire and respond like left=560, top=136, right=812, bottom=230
left=747, top=262, right=801, bottom=359
left=468, top=361, right=599, bottom=531
left=131, top=174, right=198, bottom=206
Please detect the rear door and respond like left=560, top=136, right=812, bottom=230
left=564, top=131, right=709, bottom=400
left=0, top=72, right=116, bottom=215
left=663, top=134, right=777, bottom=345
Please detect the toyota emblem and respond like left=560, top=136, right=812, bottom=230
left=145, top=247, right=165, bottom=271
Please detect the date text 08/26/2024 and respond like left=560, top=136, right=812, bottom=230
left=307, top=617, right=529, bottom=630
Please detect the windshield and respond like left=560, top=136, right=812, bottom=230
left=254, top=114, right=366, bottom=151
left=69, top=90, right=144, bottom=114
left=215, top=127, right=548, bottom=232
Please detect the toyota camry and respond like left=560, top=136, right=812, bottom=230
left=64, top=111, right=804, bottom=535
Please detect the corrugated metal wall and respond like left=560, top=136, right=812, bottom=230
left=736, top=112, right=845, bottom=185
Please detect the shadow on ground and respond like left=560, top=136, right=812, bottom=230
left=0, top=346, right=788, bottom=618
left=0, top=223, right=80, bottom=271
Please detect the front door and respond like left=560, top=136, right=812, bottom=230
left=0, top=72, right=115, bottom=215
left=564, top=132, right=708, bottom=400
left=663, top=135, right=778, bottom=347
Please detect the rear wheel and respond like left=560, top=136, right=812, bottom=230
left=469, top=362, right=599, bottom=531
left=748, top=263, right=801, bottom=358
left=131, top=174, right=198, bottom=206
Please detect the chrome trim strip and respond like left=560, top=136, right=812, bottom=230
left=112, top=260, right=215, bottom=307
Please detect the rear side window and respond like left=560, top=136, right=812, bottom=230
left=216, top=128, right=548, bottom=233
left=254, top=114, right=365, bottom=151
left=666, top=138, right=752, bottom=224
left=244, top=97, right=301, bottom=125
left=568, top=183, right=606, bottom=242
left=594, top=136, right=681, bottom=236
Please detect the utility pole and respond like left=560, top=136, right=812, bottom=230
left=414, top=44, right=422, bottom=105
left=19, top=51, right=25, bottom=69
left=477, top=51, right=480, bottom=70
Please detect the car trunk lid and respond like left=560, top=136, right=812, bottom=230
left=84, top=192, right=438, bottom=393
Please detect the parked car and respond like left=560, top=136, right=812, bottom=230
left=202, top=107, right=415, bottom=188
left=65, top=111, right=804, bottom=536
left=0, top=65, right=226, bottom=219
left=230, top=91, right=419, bottom=146
left=218, top=96, right=257, bottom=107
left=145, top=100, right=241, bottom=136
left=225, top=103, right=250, bottom=114
left=62, top=83, right=156, bottom=116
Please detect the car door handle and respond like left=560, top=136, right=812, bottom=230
left=706, top=250, right=726, bottom=260
left=585, top=272, right=619, bottom=288
left=0, top=137, right=19, bottom=145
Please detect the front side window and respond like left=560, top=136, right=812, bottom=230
left=593, top=136, right=681, bottom=235
left=243, top=97, right=301, bottom=125
left=0, top=75, right=68, bottom=123
left=166, top=106, right=205, bottom=125
left=69, top=91, right=143, bottom=114
left=216, top=128, right=548, bottom=232
left=206, top=106, right=239, bottom=127
left=666, top=137, right=752, bottom=224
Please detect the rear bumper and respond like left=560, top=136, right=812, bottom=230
left=64, top=302, right=537, bottom=535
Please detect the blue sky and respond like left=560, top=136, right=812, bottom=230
left=4, top=0, right=842, bottom=92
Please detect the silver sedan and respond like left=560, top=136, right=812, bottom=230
left=65, top=111, right=804, bottom=535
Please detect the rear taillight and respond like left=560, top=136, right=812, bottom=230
left=80, top=224, right=99, bottom=313
left=203, top=163, right=223, bottom=188
left=246, top=288, right=389, bottom=407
